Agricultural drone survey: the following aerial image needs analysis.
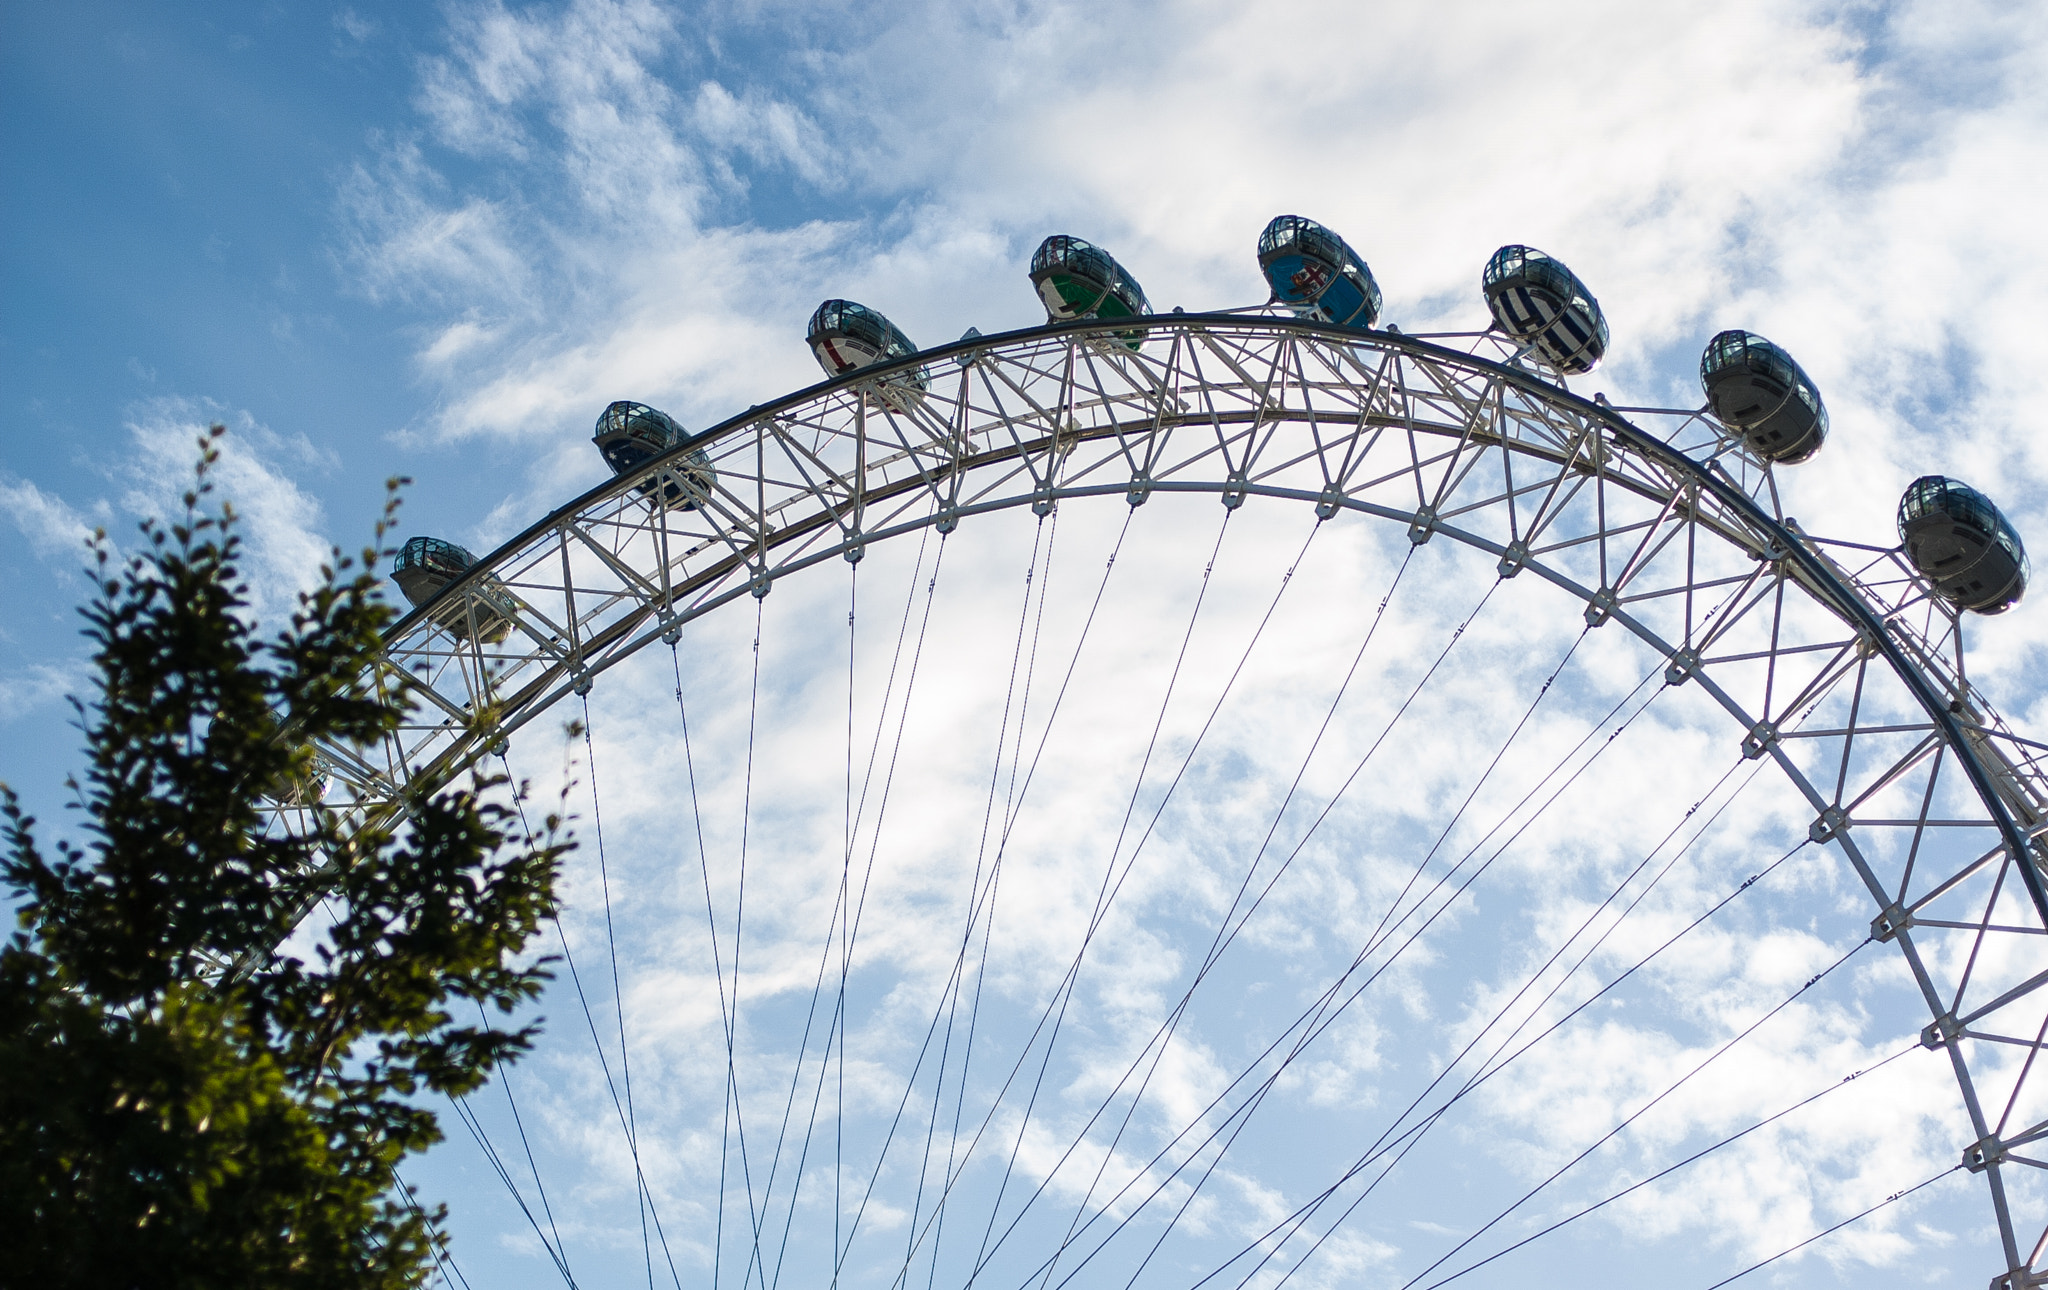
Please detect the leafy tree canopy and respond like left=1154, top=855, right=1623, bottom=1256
left=2, top=428, right=567, bottom=1288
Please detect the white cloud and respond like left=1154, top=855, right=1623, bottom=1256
left=0, top=473, right=107, bottom=567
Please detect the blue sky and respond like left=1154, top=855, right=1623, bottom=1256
left=6, top=2, right=2048, bottom=1287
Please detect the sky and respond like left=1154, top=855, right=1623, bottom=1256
left=5, top=2, right=2048, bottom=1287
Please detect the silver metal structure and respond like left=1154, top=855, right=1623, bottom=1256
left=293, top=314, right=2048, bottom=1287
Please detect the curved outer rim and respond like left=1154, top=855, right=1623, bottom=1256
left=337, top=312, right=2046, bottom=1281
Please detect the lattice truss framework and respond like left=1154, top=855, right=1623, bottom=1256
left=284, top=315, right=2048, bottom=1283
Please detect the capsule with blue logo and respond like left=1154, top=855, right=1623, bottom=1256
left=1257, top=215, right=1382, bottom=328
left=593, top=400, right=715, bottom=510
left=1482, top=245, right=1608, bottom=374
left=1028, top=235, right=1149, bottom=349
left=807, top=299, right=930, bottom=409
left=1698, top=331, right=1828, bottom=465
left=1898, top=476, right=2029, bottom=614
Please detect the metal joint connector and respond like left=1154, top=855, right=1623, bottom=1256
left=1964, top=1134, right=2006, bottom=1173
left=1497, top=539, right=1529, bottom=579
left=1664, top=647, right=1700, bottom=687
left=1809, top=806, right=1850, bottom=844
left=1127, top=477, right=1153, bottom=509
left=1871, top=903, right=1911, bottom=943
left=1741, top=721, right=1778, bottom=760
left=1314, top=486, right=1344, bottom=521
left=1584, top=586, right=1619, bottom=628
left=1922, top=1012, right=1960, bottom=1050
left=1408, top=505, right=1438, bottom=546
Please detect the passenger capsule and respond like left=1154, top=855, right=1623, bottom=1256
left=1482, top=245, right=1608, bottom=374
left=1699, top=331, right=1828, bottom=464
left=1898, top=476, right=2030, bottom=614
left=392, top=536, right=514, bottom=642
left=807, top=299, right=930, bottom=409
left=593, top=400, right=715, bottom=510
left=1029, top=234, right=1149, bottom=348
left=1257, top=215, right=1382, bottom=328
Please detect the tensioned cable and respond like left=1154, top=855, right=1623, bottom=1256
left=1110, top=609, right=1596, bottom=1290
left=394, top=1164, right=475, bottom=1290
left=821, top=529, right=976, bottom=1280
left=879, top=511, right=1136, bottom=1290
left=753, top=512, right=1036, bottom=1290
left=877, top=507, right=1237, bottom=1290
left=912, top=511, right=1061, bottom=1290
left=1031, top=650, right=1676, bottom=1290
left=945, top=507, right=1297, bottom=1280
left=1022, top=542, right=1421, bottom=1290
left=500, top=749, right=684, bottom=1290
left=1213, top=832, right=1822, bottom=1290
left=724, top=598, right=770, bottom=1290
left=835, top=560, right=860, bottom=1287
left=580, top=693, right=655, bottom=1290
left=738, top=527, right=952, bottom=1290
left=446, top=1091, right=577, bottom=1286
left=312, top=841, right=572, bottom=1289
left=1185, top=832, right=1819, bottom=1290
left=1422, top=1042, right=1920, bottom=1286
left=479, top=998, right=571, bottom=1283
left=994, top=571, right=1552, bottom=1290
left=969, top=506, right=1263, bottom=1280
left=1397, top=933, right=1878, bottom=1288
left=1144, top=577, right=1866, bottom=1290
left=1293, top=671, right=1867, bottom=1277
left=1237, top=743, right=1776, bottom=1289
left=1700, top=1164, right=1963, bottom=1288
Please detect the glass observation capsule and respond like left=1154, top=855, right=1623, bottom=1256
left=391, top=536, right=514, bottom=642
left=1699, top=330, right=1828, bottom=464
left=1482, top=245, right=1608, bottom=375
left=806, top=299, right=930, bottom=408
left=1029, top=234, right=1149, bottom=348
left=1256, top=215, right=1382, bottom=328
left=1898, top=476, right=2030, bottom=614
left=593, top=400, right=715, bottom=510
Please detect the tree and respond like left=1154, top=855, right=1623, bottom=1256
left=1, top=427, right=567, bottom=1287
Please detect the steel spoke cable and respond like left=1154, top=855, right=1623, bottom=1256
left=1205, top=831, right=1819, bottom=1290
left=480, top=997, right=571, bottom=1283
left=964, top=509, right=1320, bottom=1280
left=1699, top=1164, right=1963, bottom=1288
left=835, top=560, right=859, bottom=1284
left=669, top=636, right=764, bottom=1290
left=776, top=510, right=1056, bottom=1290
left=1000, top=573, right=1557, bottom=1290
left=581, top=693, right=656, bottom=1290
left=725, top=597, right=768, bottom=1290
left=1034, top=650, right=1676, bottom=1290
left=913, top=513, right=1062, bottom=1290
left=499, top=749, right=684, bottom=1290
left=447, top=1091, right=578, bottom=1287
left=896, top=512, right=1135, bottom=1290
left=882, top=508, right=1235, bottom=1290
left=1022, top=543, right=1421, bottom=1290
left=1262, top=745, right=1773, bottom=1265
left=970, top=509, right=1285, bottom=1281
left=1420, top=1043, right=1920, bottom=1287
left=829, top=535, right=998, bottom=1280
left=822, top=522, right=945, bottom=1286
left=395, top=1164, right=476, bottom=1290
left=1394, top=933, right=1877, bottom=1290
left=1108, top=615, right=1605, bottom=1290
left=1165, top=588, right=1864, bottom=1290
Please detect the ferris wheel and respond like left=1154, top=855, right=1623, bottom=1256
left=310, top=217, right=2046, bottom=1288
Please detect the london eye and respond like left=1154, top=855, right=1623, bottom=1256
left=290, top=220, right=2045, bottom=1288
